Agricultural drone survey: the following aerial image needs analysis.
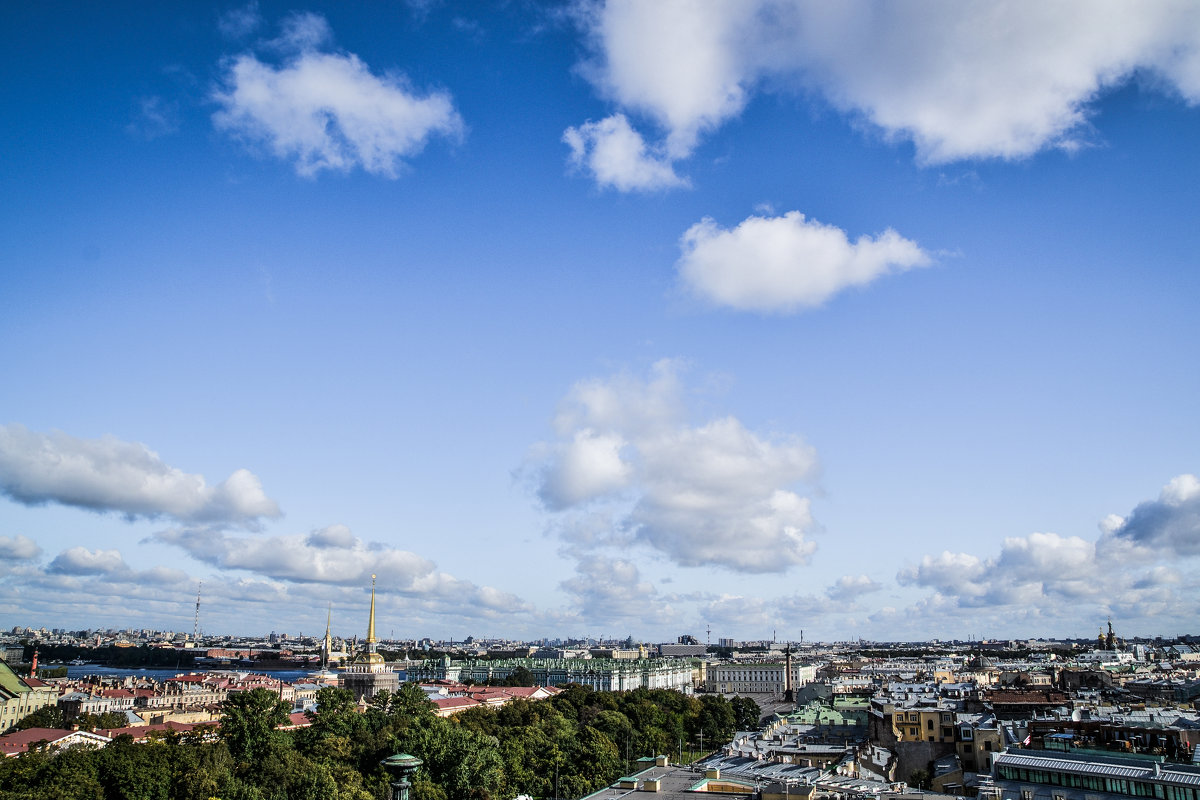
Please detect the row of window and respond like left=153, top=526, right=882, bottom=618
left=998, top=764, right=1197, bottom=800
left=900, top=711, right=954, bottom=723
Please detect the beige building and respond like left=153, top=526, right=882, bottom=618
left=887, top=706, right=957, bottom=744
left=706, top=661, right=817, bottom=695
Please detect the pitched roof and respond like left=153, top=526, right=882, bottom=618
left=0, top=728, right=111, bottom=756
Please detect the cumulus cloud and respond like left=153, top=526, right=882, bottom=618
left=898, top=550, right=988, bottom=601
left=539, top=429, right=632, bottom=510
left=305, top=523, right=358, bottom=549
left=0, top=535, right=41, bottom=561
left=47, top=547, right=128, bottom=576
left=531, top=360, right=819, bottom=572
left=677, top=211, right=930, bottom=312
left=898, top=533, right=1105, bottom=609
left=0, top=553, right=527, bottom=635
left=1105, top=474, right=1200, bottom=555
left=896, top=476, right=1200, bottom=635
left=560, top=554, right=666, bottom=625
left=570, top=1, right=1200, bottom=170
left=573, top=1, right=758, bottom=159
left=563, top=114, right=688, bottom=192
left=0, top=424, right=280, bottom=526
left=155, top=525, right=433, bottom=586
left=37, top=546, right=189, bottom=590
left=825, top=574, right=881, bottom=602
left=213, top=12, right=463, bottom=177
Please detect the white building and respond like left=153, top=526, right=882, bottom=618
left=707, top=661, right=818, bottom=695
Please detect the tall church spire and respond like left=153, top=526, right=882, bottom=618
left=366, top=574, right=377, bottom=646
left=322, top=603, right=333, bottom=669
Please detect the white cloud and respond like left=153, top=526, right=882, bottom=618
left=0, top=551, right=528, bottom=635
left=797, top=2, right=1200, bottom=164
left=0, top=424, right=280, bottom=526
left=47, top=547, right=128, bottom=576
left=677, top=211, right=930, bottom=312
left=703, top=594, right=773, bottom=631
left=563, top=114, right=688, bottom=192
left=155, top=525, right=433, bottom=586
left=895, top=481, right=1200, bottom=636
left=897, top=550, right=987, bottom=601
left=553, top=359, right=684, bottom=437
left=531, top=360, right=820, bottom=572
left=218, top=3, right=262, bottom=40
left=538, top=429, right=632, bottom=510
left=825, top=574, right=881, bottom=602
left=270, top=11, right=332, bottom=52
left=574, top=1, right=757, bottom=159
left=0, top=535, right=41, bottom=561
left=305, top=523, right=358, bottom=549
left=571, top=1, right=1200, bottom=167
left=898, top=534, right=1105, bottom=609
left=560, top=554, right=666, bottom=626
left=213, top=13, right=463, bottom=177
left=153, top=524, right=529, bottom=617
left=1106, top=473, right=1200, bottom=555
left=39, top=546, right=189, bottom=590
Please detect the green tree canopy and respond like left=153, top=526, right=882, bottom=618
left=219, top=688, right=291, bottom=764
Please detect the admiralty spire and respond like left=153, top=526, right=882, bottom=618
left=339, top=575, right=398, bottom=702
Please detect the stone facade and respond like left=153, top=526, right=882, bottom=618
left=408, top=655, right=694, bottom=692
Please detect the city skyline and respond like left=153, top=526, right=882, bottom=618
left=2, top=2, right=1199, bottom=642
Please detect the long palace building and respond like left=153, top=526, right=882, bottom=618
left=408, top=655, right=696, bottom=692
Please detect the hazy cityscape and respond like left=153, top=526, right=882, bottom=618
left=7, top=612, right=1200, bottom=798
left=3, top=0, right=1200, bottom=798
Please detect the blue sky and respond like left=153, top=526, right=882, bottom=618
left=2, top=1, right=1199, bottom=643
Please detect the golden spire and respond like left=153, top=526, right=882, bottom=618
left=321, top=603, right=333, bottom=669
left=366, top=574, right=377, bottom=644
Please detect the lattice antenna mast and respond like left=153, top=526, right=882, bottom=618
left=193, top=582, right=202, bottom=643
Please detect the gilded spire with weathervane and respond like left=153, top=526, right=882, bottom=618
left=353, top=575, right=385, bottom=668
left=367, top=574, right=377, bottom=645
left=322, top=603, right=333, bottom=669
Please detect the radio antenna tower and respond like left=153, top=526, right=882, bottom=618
left=193, top=582, right=202, bottom=643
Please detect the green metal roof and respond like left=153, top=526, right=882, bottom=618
left=0, top=660, right=30, bottom=698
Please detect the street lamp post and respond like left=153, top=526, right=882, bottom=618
left=381, top=753, right=424, bottom=800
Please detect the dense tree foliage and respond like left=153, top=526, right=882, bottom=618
left=0, top=682, right=740, bottom=800
left=13, top=706, right=128, bottom=732
left=730, top=696, right=762, bottom=730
